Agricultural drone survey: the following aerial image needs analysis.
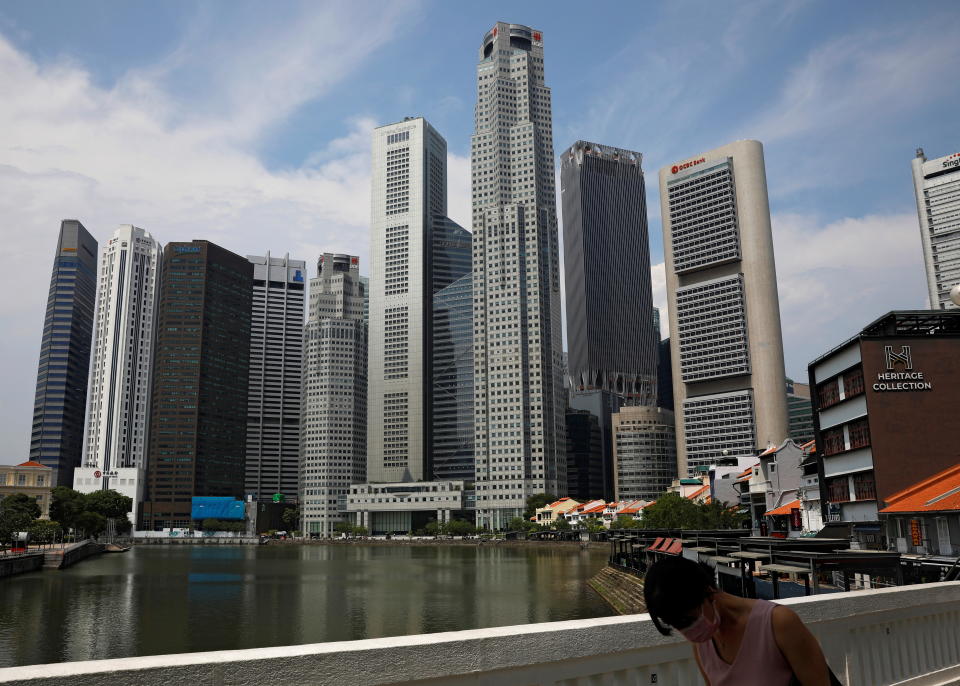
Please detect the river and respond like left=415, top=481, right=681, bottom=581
left=0, top=543, right=613, bottom=668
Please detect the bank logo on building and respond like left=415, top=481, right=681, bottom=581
left=884, top=345, right=913, bottom=371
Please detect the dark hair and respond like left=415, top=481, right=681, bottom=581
left=643, top=556, right=717, bottom=636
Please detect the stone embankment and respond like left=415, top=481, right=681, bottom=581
left=588, top=565, right=646, bottom=615
left=0, top=552, right=44, bottom=578
left=43, top=540, right=105, bottom=569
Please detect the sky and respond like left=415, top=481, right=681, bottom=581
left=1, top=0, right=958, bottom=456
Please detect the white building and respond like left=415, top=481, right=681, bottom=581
left=300, top=254, right=367, bottom=536
left=367, top=117, right=448, bottom=483
left=472, top=23, right=567, bottom=529
left=244, top=253, right=306, bottom=504
left=611, top=406, right=677, bottom=502
left=912, top=147, right=960, bottom=309
left=75, top=225, right=161, bottom=525
left=659, top=140, right=789, bottom=477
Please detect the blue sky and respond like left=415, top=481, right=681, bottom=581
left=1, top=0, right=958, bottom=453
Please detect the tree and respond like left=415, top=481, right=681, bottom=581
left=507, top=516, right=537, bottom=533
left=74, top=511, right=107, bottom=538
left=0, top=494, right=41, bottom=541
left=333, top=521, right=354, bottom=535
left=424, top=520, right=442, bottom=536
left=699, top=499, right=747, bottom=529
left=351, top=525, right=368, bottom=536
left=443, top=519, right=476, bottom=536
left=28, top=519, right=62, bottom=543
left=523, top=493, right=557, bottom=520
left=50, top=487, right=86, bottom=531
left=84, top=490, right=132, bottom=520
left=583, top=517, right=606, bottom=533
left=553, top=518, right=572, bottom=531
left=281, top=507, right=300, bottom=530
left=610, top=515, right=639, bottom=530
left=641, top=492, right=702, bottom=529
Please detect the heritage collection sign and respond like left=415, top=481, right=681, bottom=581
left=872, top=345, right=933, bottom=392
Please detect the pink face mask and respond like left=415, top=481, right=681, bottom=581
left=678, top=601, right=721, bottom=643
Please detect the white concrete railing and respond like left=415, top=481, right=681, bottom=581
left=1, top=582, right=959, bottom=686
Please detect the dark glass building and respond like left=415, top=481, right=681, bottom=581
left=657, top=338, right=674, bottom=412
left=561, top=141, right=657, bottom=404
left=30, top=220, right=98, bottom=486
left=569, top=389, right=622, bottom=501
left=431, top=218, right=473, bottom=481
left=566, top=409, right=604, bottom=501
left=141, top=241, right=253, bottom=530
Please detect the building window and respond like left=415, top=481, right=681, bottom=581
left=817, top=379, right=840, bottom=409
left=826, top=477, right=849, bottom=503
left=822, top=427, right=845, bottom=456
left=853, top=472, right=876, bottom=501
left=848, top=418, right=870, bottom=450
left=843, top=367, right=864, bottom=398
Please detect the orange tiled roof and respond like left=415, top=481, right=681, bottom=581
left=16, top=460, right=47, bottom=468
left=801, top=440, right=816, bottom=452
left=759, top=444, right=778, bottom=457
left=686, top=485, right=709, bottom=499
left=582, top=502, right=606, bottom=514
left=765, top=499, right=801, bottom=516
left=879, top=464, right=960, bottom=514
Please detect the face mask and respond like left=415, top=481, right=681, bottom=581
left=678, top=601, right=720, bottom=643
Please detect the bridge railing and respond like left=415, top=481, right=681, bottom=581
left=1, top=582, right=958, bottom=685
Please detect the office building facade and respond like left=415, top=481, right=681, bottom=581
left=912, top=148, right=960, bottom=309
left=74, top=226, right=161, bottom=524
left=30, top=220, right=98, bottom=486
left=244, top=253, right=306, bottom=504
left=565, top=409, right=604, bottom=501
left=368, top=117, right=448, bottom=483
left=612, top=406, right=677, bottom=501
left=472, top=23, right=567, bottom=529
left=561, top=141, right=656, bottom=404
left=140, top=241, right=252, bottom=530
left=786, top=378, right=814, bottom=444
left=569, top=389, right=621, bottom=502
left=301, top=254, right=367, bottom=536
left=659, top=140, right=788, bottom=476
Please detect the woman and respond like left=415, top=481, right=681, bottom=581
left=643, top=556, right=837, bottom=686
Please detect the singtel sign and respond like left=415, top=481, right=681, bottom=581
left=872, top=345, right=933, bottom=392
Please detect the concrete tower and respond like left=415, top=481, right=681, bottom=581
left=472, top=23, right=566, bottom=529
left=561, top=141, right=657, bottom=405
left=244, top=253, right=306, bottom=504
left=660, top=140, right=788, bottom=476
left=912, top=147, right=960, bottom=309
left=74, top=225, right=161, bottom=524
left=367, top=117, right=449, bottom=484
left=30, top=220, right=98, bottom=486
left=301, top=254, right=367, bottom=536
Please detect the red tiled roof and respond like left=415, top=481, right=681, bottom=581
left=879, top=464, right=960, bottom=514
left=765, top=499, right=801, bottom=516
left=583, top=503, right=606, bottom=514
left=686, top=485, right=709, bottom=500
left=801, top=440, right=816, bottom=452
left=16, top=461, right=47, bottom=468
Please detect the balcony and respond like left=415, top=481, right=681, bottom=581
left=1, top=582, right=958, bottom=685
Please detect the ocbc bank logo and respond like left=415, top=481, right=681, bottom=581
left=671, top=157, right=706, bottom=175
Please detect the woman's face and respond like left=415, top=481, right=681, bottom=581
left=673, top=598, right=721, bottom=643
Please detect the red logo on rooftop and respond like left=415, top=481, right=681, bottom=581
left=533, top=32, right=542, bottom=41
left=671, top=157, right=707, bottom=175
left=94, top=470, right=102, bottom=478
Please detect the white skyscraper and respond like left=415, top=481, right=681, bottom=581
left=912, top=147, right=960, bottom=309
left=472, top=23, right=567, bottom=529
left=301, top=254, right=367, bottom=536
left=75, top=225, right=161, bottom=524
left=245, top=253, right=306, bottom=504
left=659, top=140, right=788, bottom=477
left=367, top=117, right=447, bottom=483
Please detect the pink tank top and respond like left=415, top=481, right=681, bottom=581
left=695, top=599, right=794, bottom=686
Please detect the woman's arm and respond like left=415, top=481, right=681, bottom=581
left=772, top=605, right=831, bottom=686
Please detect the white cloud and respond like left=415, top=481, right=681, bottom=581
left=772, top=211, right=927, bottom=376
left=0, top=3, right=417, bottom=454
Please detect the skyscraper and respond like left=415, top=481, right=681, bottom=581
left=301, top=254, right=367, bottom=536
left=74, top=226, right=161, bottom=524
left=244, top=253, right=306, bottom=504
left=912, top=147, right=960, bottom=309
left=612, top=405, right=677, bottom=501
left=561, top=141, right=656, bottom=404
left=472, top=23, right=566, bottom=529
left=660, top=140, right=788, bottom=476
left=367, top=117, right=448, bottom=484
left=785, top=378, right=814, bottom=445
left=140, top=241, right=252, bottom=530
left=30, top=220, right=98, bottom=486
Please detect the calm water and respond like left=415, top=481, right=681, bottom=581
left=0, top=544, right=612, bottom=667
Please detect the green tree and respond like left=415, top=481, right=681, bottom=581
left=522, top=493, right=557, bottom=520
left=351, top=525, right=368, bottom=536
left=506, top=516, right=537, bottom=532
left=333, top=521, right=353, bottom=535
left=74, top=511, right=107, bottom=538
left=443, top=519, right=476, bottom=536
left=84, top=490, right=132, bottom=520
left=28, top=519, right=62, bottom=543
left=553, top=518, right=572, bottom=531
left=699, top=500, right=747, bottom=529
left=583, top=517, right=606, bottom=533
left=641, top=492, right=703, bottom=529
left=50, top=487, right=86, bottom=531
left=424, top=520, right=442, bottom=536
left=0, top=493, right=42, bottom=541
left=281, top=507, right=300, bottom=530
left=610, top=515, right=639, bottom=530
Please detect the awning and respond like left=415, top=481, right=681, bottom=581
left=764, top=499, right=801, bottom=516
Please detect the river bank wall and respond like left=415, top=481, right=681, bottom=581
left=0, top=552, right=44, bottom=578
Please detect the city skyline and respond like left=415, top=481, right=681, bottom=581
left=2, top=2, right=960, bottom=453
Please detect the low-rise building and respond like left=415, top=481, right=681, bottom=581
left=534, top=497, right=581, bottom=525
left=798, top=440, right=823, bottom=534
left=759, top=439, right=804, bottom=537
left=879, top=464, right=960, bottom=557
left=0, top=461, right=54, bottom=518
left=345, top=481, right=471, bottom=534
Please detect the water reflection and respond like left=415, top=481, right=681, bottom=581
left=0, top=544, right=612, bottom=667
